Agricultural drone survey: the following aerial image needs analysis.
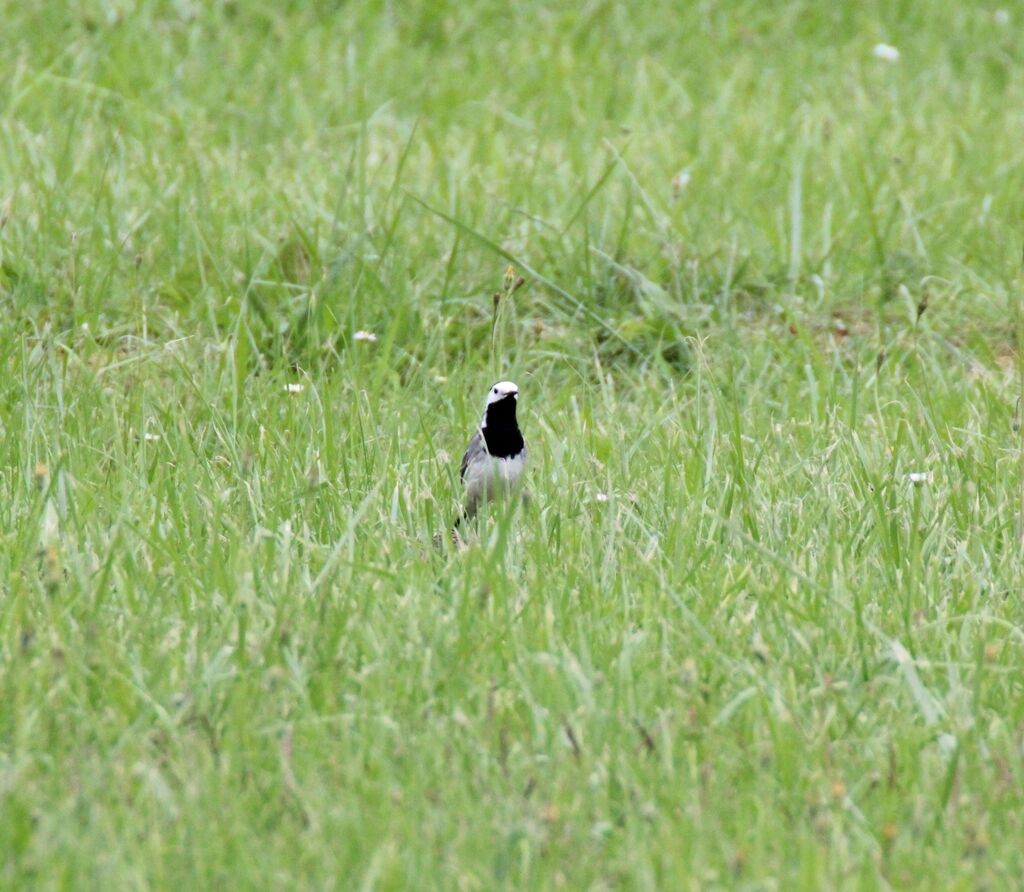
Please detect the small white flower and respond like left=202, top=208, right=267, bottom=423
left=594, top=492, right=609, bottom=503
left=144, top=432, right=161, bottom=442
left=994, top=9, right=1010, bottom=25
left=353, top=330, right=377, bottom=342
left=40, top=500, right=60, bottom=548
left=671, top=169, right=691, bottom=194
left=873, top=43, right=900, bottom=63
left=907, top=472, right=931, bottom=484
left=284, top=383, right=305, bottom=394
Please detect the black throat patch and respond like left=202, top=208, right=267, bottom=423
left=482, top=395, right=524, bottom=459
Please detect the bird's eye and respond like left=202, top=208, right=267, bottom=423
left=493, top=388, right=498, bottom=394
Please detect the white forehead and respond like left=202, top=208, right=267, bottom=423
left=486, top=381, right=519, bottom=404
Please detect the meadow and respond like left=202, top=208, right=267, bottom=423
left=2, top=1, right=1024, bottom=888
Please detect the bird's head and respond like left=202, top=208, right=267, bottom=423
left=481, top=381, right=519, bottom=427
left=486, top=381, right=518, bottom=404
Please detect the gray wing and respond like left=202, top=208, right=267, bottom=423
left=457, top=430, right=489, bottom=523
left=459, top=430, right=485, bottom=482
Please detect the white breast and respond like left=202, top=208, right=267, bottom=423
left=464, top=451, right=527, bottom=507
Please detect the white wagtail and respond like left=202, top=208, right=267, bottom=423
left=453, top=381, right=528, bottom=534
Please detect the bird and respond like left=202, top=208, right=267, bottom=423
left=453, top=380, right=528, bottom=536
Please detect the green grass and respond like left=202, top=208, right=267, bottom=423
left=3, top=0, right=1024, bottom=888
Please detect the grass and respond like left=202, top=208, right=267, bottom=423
left=2, top=0, right=1024, bottom=888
